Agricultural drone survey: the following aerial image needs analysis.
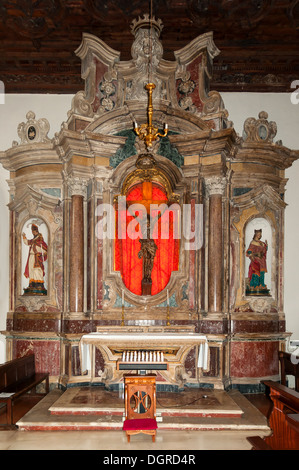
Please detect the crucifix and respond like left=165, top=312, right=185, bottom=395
left=127, top=181, right=168, bottom=295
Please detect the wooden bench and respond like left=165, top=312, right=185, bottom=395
left=278, top=350, right=299, bottom=392
left=0, top=354, right=49, bottom=427
left=247, top=380, right=299, bottom=450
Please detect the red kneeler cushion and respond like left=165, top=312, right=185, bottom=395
left=123, top=418, right=158, bottom=431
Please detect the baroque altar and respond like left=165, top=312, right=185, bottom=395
left=0, top=15, right=298, bottom=392
left=79, top=326, right=208, bottom=390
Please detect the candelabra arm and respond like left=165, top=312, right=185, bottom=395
left=133, top=82, right=168, bottom=150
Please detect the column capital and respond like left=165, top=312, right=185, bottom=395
left=205, top=175, right=226, bottom=196
left=64, top=173, right=89, bottom=197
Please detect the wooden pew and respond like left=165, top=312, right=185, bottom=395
left=247, top=380, right=299, bottom=450
left=286, top=413, right=299, bottom=434
left=278, top=350, right=299, bottom=392
left=0, top=354, right=49, bottom=427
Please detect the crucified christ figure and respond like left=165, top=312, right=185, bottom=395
left=138, top=216, right=158, bottom=294
left=127, top=181, right=168, bottom=295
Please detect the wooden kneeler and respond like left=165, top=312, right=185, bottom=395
left=123, top=374, right=157, bottom=442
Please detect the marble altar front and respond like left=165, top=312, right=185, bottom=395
left=79, top=327, right=208, bottom=389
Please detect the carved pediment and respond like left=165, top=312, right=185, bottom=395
left=243, top=111, right=277, bottom=143
left=9, top=185, right=61, bottom=216
left=0, top=111, right=58, bottom=172
left=71, top=14, right=228, bottom=130
left=232, top=184, right=287, bottom=212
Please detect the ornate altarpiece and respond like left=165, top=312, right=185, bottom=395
left=1, top=16, right=298, bottom=392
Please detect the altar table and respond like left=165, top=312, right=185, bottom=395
left=79, top=329, right=209, bottom=388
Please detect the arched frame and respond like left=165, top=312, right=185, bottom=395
left=100, top=152, right=192, bottom=315
left=231, top=184, right=286, bottom=314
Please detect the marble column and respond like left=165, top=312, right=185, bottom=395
left=206, top=176, right=226, bottom=313
left=68, top=177, right=87, bottom=313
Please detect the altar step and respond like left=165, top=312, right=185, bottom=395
left=48, top=386, right=244, bottom=419
left=16, top=387, right=270, bottom=432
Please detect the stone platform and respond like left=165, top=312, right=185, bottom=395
left=16, top=387, right=270, bottom=432
left=48, top=386, right=242, bottom=418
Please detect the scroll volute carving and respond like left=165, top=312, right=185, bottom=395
left=15, top=111, right=50, bottom=146
left=243, top=111, right=277, bottom=143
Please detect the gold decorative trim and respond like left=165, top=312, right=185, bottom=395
left=118, top=154, right=180, bottom=204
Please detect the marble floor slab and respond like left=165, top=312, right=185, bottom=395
left=0, top=428, right=271, bottom=451
left=0, top=387, right=272, bottom=451
left=48, top=386, right=244, bottom=418
left=15, top=387, right=270, bottom=433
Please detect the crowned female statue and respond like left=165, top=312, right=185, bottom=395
left=246, top=229, right=270, bottom=296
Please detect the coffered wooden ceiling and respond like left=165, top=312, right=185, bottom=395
left=0, top=0, right=299, bottom=94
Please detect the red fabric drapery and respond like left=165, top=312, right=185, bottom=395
left=114, top=183, right=179, bottom=296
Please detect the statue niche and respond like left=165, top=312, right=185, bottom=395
left=22, top=219, right=48, bottom=296
left=114, top=154, right=180, bottom=297
left=245, top=218, right=271, bottom=296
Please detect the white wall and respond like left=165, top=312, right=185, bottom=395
left=0, top=92, right=298, bottom=363
left=0, top=94, right=73, bottom=362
